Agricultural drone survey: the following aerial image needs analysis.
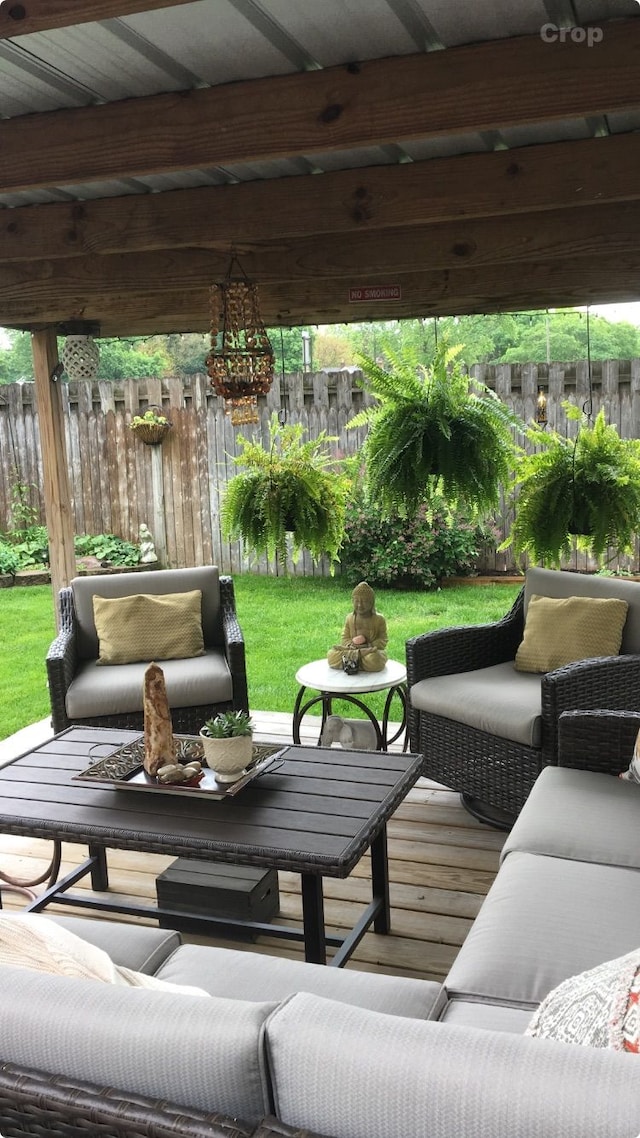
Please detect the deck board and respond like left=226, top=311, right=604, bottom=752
left=0, top=711, right=506, bottom=983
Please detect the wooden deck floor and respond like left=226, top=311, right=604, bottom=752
left=0, top=712, right=506, bottom=983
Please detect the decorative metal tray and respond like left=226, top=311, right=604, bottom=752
left=74, top=736, right=286, bottom=800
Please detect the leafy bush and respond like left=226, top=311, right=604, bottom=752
left=74, top=533, right=141, bottom=566
left=339, top=493, right=493, bottom=588
left=4, top=525, right=50, bottom=568
left=0, top=539, right=20, bottom=575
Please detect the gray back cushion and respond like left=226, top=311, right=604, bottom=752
left=72, top=566, right=221, bottom=659
left=0, top=966, right=273, bottom=1124
left=524, top=567, right=640, bottom=654
left=267, top=991, right=640, bottom=1138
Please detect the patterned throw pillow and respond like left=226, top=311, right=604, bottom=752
left=515, top=594, right=629, bottom=673
left=92, top=589, right=205, bottom=665
left=526, top=948, right=640, bottom=1051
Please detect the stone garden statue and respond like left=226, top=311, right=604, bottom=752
left=139, top=523, right=158, bottom=564
left=327, top=581, right=388, bottom=673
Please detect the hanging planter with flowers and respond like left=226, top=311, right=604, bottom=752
left=130, top=406, right=173, bottom=446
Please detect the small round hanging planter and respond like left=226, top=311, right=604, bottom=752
left=130, top=406, right=173, bottom=446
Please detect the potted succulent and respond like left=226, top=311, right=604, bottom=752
left=504, top=403, right=640, bottom=567
left=347, top=340, right=523, bottom=517
left=129, top=406, right=173, bottom=445
left=199, top=709, right=254, bottom=782
left=221, top=412, right=349, bottom=571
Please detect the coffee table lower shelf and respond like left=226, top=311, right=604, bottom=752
left=24, top=838, right=390, bottom=968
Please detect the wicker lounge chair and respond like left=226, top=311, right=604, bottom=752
left=406, top=567, right=640, bottom=827
left=46, top=565, right=248, bottom=737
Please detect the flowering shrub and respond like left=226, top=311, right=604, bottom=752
left=339, top=493, right=494, bottom=589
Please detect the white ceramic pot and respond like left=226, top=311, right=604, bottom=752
left=199, top=730, right=253, bottom=782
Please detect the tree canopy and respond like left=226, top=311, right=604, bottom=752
left=1, top=310, right=639, bottom=383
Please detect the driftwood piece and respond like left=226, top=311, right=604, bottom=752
left=143, top=663, right=176, bottom=776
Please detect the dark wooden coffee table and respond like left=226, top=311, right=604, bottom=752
left=0, top=727, right=422, bottom=966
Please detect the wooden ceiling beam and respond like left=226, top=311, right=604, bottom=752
left=2, top=133, right=640, bottom=265
left=3, top=199, right=640, bottom=300
left=0, top=1, right=196, bottom=38
left=3, top=255, right=640, bottom=332
left=1, top=20, right=639, bottom=193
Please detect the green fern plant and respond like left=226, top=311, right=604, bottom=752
left=348, top=340, right=523, bottom=516
left=221, top=413, right=349, bottom=570
left=504, top=403, right=640, bottom=567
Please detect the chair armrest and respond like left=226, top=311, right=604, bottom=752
left=45, top=587, right=78, bottom=734
left=558, top=709, right=640, bottom=775
left=541, top=654, right=640, bottom=765
left=405, top=588, right=524, bottom=686
left=220, top=575, right=249, bottom=713
left=0, top=1062, right=254, bottom=1138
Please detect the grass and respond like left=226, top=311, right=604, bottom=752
left=0, top=576, right=522, bottom=741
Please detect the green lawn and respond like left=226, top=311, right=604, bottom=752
left=0, top=576, right=522, bottom=741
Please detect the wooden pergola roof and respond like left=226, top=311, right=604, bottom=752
left=1, top=0, right=640, bottom=334
left=1, top=0, right=639, bottom=600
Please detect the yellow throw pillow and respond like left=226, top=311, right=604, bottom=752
left=514, top=593, right=628, bottom=673
left=93, top=589, right=205, bottom=665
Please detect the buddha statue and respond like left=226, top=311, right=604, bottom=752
left=327, top=581, right=388, bottom=673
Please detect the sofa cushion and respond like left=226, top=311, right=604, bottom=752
left=72, top=566, right=221, bottom=660
left=66, top=648, right=232, bottom=718
left=93, top=590, right=205, bottom=665
left=445, top=852, right=640, bottom=1007
left=409, top=661, right=542, bottom=748
left=524, top=566, right=640, bottom=654
left=266, top=991, right=640, bottom=1138
left=0, top=966, right=274, bottom=1123
left=47, top=915, right=180, bottom=974
left=0, top=914, right=208, bottom=996
left=156, top=943, right=443, bottom=1019
left=525, top=948, right=640, bottom=1051
left=439, top=999, right=533, bottom=1034
left=514, top=594, right=628, bottom=673
left=501, top=766, right=640, bottom=870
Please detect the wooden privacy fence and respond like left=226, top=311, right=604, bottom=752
left=2, top=359, right=640, bottom=576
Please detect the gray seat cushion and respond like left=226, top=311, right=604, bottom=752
left=501, top=766, right=640, bottom=870
left=410, top=661, right=542, bottom=748
left=49, top=915, right=181, bottom=974
left=66, top=649, right=232, bottom=718
left=157, top=943, right=443, bottom=1019
left=439, top=998, right=534, bottom=1034
left=445, top=851, right=640, bottom=1007
left=0, top=966, right=274, bottom=1124
left=266, top=991, right=640, bottom=1138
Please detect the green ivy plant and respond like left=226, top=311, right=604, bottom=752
left=221, top=412, right=349, bottom=570
left=504, top=403, right=640, bottom=567
left=347, top=340, right=523, bottom=516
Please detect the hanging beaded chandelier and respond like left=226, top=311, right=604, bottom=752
left=206, top=253, right=274, bottom=425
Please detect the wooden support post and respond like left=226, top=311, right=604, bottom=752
left=31, top=328, right=76, bottom=625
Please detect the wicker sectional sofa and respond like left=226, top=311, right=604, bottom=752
left=2, top=709, right=640, bottom=1137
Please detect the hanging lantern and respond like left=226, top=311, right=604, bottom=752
left=206, top=254, right=274, bottom=425
left=61, top=334, right=100, bottom=382
left=535, top=387, right=548, bottom=427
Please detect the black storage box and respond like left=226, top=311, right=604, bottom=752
left=156, top=858, right=279, bottom=940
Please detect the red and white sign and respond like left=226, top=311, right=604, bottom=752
left=348, top=285, right=402, bottom=303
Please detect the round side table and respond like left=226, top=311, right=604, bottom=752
left=292, top=658, right=408, bottom=751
